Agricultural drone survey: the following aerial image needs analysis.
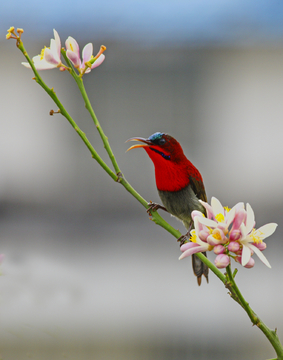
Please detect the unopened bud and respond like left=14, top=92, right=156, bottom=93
left=228, top=241, right=240, bottom=253
left=253, top=241, right=267, bottom=251
left=244, top=257, right=255, bottom=268
left=214, top=245, right=225, bottom=255
left=229, top=230, right=241, bottom=241
left=214, top=254, right=230, bottom=268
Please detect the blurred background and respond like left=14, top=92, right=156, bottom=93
left=1, top=1, right=283, bottom=359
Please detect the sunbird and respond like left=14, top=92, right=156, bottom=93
left=127, top=132, right=209, bottom=285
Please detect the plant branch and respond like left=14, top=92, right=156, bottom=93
left=226, top=265, right=283, bottom=360
left=17, top=40, right=117, bottom=182
left=61, top=50, right=121, bottom=176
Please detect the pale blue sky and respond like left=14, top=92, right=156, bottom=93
left=2, top=0, right=283, bottom=46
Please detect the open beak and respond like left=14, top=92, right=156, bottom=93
left=126, top=137, right=153, bottom=151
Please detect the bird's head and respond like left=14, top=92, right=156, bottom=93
left=126, top=132, right=186, bottom=165
left=127, top=132, right=203, bottom=191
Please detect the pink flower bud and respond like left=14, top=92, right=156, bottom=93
left=214, top=254, right=230, bottom=268
left=253, top=241, right=267, bottom=251
left=214, top=245, right=225, bottom=254
left=228, top=241, right=240, bottom=253
left=244, top=257, right=255, bottom=268
left=229, top=229, right=241, bottom=241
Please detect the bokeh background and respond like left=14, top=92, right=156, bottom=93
left=1, top=1, right=283, bottom=359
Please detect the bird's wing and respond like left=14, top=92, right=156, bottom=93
left=189, top=175, right=207, bottom=202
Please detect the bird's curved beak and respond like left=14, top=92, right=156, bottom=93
left=126, top=137, right=153, bottom=152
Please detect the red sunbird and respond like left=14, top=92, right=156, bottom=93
left=127, top=132, right=209, bottom=285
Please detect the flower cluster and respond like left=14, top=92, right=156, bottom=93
left=21, top=29, right=105, bottom=75
left=179, top=197, right=277, bottom=269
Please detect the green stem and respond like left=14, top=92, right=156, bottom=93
left=61, top=50, right=121, bottom=176
left=17, top=40, right=117, bottom=182
left=226, top=265, right=283, bottom=360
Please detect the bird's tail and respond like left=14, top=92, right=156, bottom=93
left=192, top=252, right=209, bottom=286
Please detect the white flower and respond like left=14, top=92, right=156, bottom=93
left=65, top=37, right=105, bottom=74
left=239, top=204, right=277, bottom=268
left=22, top=29, right=62, bottom=70
left=198, top=197, right=236, bottom=234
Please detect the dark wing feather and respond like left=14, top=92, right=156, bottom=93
left=189, top=175, right=207, bottom=202
left=189, top=175, right=209, bottom=285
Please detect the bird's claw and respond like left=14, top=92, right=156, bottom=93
left=177, top=233, right=190, bottom=246
left=177, top=227, right=192, bottom=246
left=146, top=201, right=168, bottom=214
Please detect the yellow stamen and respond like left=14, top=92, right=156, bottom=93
left=6, top=33, right=12, bottom=40
left=215, top=213, right=225, bottom=222
left=40, top=46, right=47, bottom=60
left=190, top=230, right=197, bottom=243
left=17, top=28, right=24, bottom=34
left=250, top=228, right=263, bottom=244
left=7, top=26, right=15, bottom=33
left=224, top=206, right=231, bottom=212
left=212, top=230, right=222, bottom=240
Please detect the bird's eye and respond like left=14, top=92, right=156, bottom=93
left=158, top=138, right=166, bottom=145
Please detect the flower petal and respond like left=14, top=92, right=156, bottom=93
left=241, top=244, right=251, bottom=266
left=82, top=43, right=93, bottom=64
left=180, top=242, right=196, bottom=252
left=66, top=49, right=81, bottom=68
left=53, top=29, right=61, bottom=59
left=45, top=46, right=59, bottom=65
left=256, top=223, right=278, bottom=239
left=65, top=36, right=80, bottom=55
left=233, top=202, right=245, bottom=211
left=226, top=207, right=236, bottom=227
left=179, top=244, right=208, bottom=260
left=249, top=244, right=271, bottom=268
left=211, top=197, right=224, bottom=217
left=246, top=203, right=255, bottom=233
left=230, top=208, right=245, bottom=231
left=191, top=210, right=204, bottom=221
left=91, top=53, right=105, bottom=69
left=31, top=54, right=57, bottom=70
left=199, top=200, right=214, bottom=219
left=240, top=223, right=248, bottom=238
left=21, top=61, right=31, bottom=68
left=197, top=216, right=218, bottom=228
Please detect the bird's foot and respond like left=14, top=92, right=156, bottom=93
left=177, top=232, right=190, bottom=246
left=146, top=201, right=168, bottom=214
left=177, top=225, right=192, bottom=246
